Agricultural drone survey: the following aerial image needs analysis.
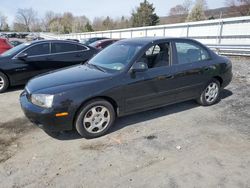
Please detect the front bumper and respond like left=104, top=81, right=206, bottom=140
left=20, top=91, right=73, bottom=132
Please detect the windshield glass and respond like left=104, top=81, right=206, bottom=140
left=1, top=43, right=31, bottom=57
left=88, top=42, right=143, bottom=71
left=89, top=41, right=100, bottom=47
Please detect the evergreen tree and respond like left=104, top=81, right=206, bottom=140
left=131, top=0, right=159, bottom=27
left=85, top=22, right=94, bottom=32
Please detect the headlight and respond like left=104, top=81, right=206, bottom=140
left=31, top=94, right=54, bottom=108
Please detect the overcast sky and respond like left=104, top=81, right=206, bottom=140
left=0, top=0, right=225, bottom=24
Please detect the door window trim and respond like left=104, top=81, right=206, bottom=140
left=129, top=40, right=173, bottom=73
left=12, top=41, right=90, bottom=59
left=173, top=40, right=212, bottom=66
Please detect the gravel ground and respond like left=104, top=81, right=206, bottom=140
left=0, top=57, right=249, bottom=188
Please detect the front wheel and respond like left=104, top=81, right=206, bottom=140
left=197, top=79, right=221, bottom=106
left=75, top=99, right=115, bottom=139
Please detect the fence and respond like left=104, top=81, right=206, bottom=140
left=40, top=16, right=250, bottom=56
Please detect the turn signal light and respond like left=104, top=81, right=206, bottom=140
left=55, top=112, right=69, bottom=117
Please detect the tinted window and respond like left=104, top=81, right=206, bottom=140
left=102, top=41, right=114, bottom=48
left=52, top=43, right=78, bottom=53
left=77, top=44, right=87, bottom=51
left=24, top=43, right=50, bottom=56
left=176, top=42, right=210, bottom=64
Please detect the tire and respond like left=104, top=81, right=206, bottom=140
left=197, top=79, right=221, bottom=106
left=0, top=72, right=9, bottom=93
left=75, top=99, right=116, bottom=139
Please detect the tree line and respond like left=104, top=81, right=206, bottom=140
left=0, top=0, right=249, bottom=33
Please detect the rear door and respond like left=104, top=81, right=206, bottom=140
left=171, top=40, right=214, bottom=101
left=49, top=42, right=94, bottom=68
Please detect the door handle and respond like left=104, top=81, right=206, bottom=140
left=204, top=66, right=215, bottom=71
left=204, top=67, right=210, bottom=71
left=157, top=75, right=174, bottom=80
left=166, top=75, right=174, bottom=79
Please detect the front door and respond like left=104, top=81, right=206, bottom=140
left=123, top=41, right=178, bottom=113
left=10, top=42, right=51, bottom=85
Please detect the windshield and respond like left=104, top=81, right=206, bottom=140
left=89, top=40, right=100, bottom=47
left=88, top=42, right=143, bottom=71
left=1, top=43, right=31, bottom=57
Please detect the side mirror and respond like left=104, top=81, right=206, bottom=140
left=17, top=53, right=28, bottom=60
left=131, top=62, right=148, bottom=73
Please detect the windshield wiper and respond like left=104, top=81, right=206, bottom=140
left=87, top=63, right=106, bottom=72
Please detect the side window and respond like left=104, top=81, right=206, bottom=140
left=139, top=42, right=170, bottom=69
left=51, top=43, right=78, bottom=53
left=77, top=45, right=87, bottom=51
left=24, top=43, right=50, bottom=56
left=145, top=45, right=160, bottom=56
left=175, top=42, right=210, bottom=64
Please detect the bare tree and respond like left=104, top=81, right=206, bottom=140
left=186, top=0, right=207, bottom=21
left=114, top=16, right=131, bottom=29
left=0, top=12, right=7, bottom=31
left=42, top=11, right=57, bottom=32
left=72, top=16, right=89, bottom=33
left=61, top=12, right=74, bottom=34
left=49, top=16, right=64, bottom=34
left=169, top=0, right=193, bottom=16
left=226, top=0, right=250, bottom=15
left=183, top=0, right=193, bottom=12
left=14, top=8, right=37, bottom=32
left=92, top=17, right=106, bottom=31
left=169, top=5, right=189, bottom=15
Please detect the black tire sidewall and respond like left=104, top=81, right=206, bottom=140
left=0, top=72, right=9, bottom=93
left=199, top=79, right=221, bottom=106
left=75, top=99, right=115, bottom=139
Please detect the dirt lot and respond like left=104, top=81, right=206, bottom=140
left=0, top=57, right=249, bottom=188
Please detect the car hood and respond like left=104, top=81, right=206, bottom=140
left=26, top=64, right=112, bottom=93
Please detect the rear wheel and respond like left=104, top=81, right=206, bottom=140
left=75, top=99, right=115, bottom=139
left=197, top=79, right=220, bottom=106
left=0, top=72, right=9, bottom=93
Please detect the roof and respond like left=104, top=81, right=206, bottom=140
left=29, top=39, right=80, bottom=44
left=118, top=37, right=190, bottom=45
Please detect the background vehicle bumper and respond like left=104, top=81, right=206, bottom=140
left=20, top=93, right=73, bottom=132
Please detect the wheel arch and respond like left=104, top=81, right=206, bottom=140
left=0, top=70, right=10, bottom=86
left=213, top=76, right=223, bottom=86
left=72, top=96, right=119, bottom=129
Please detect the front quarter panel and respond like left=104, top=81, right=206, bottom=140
left=47, top=75, right=124, bottom=126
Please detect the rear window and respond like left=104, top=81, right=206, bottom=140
left=175, top=41, right=210, bottom=64
left=77, top=44, right=87, bottom=51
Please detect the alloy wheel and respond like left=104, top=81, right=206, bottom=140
left=205, top=82, right=219, bottom=103
left=83, top=105, right=111, bottom=134
left=0, top=76, right=4, bottom=90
